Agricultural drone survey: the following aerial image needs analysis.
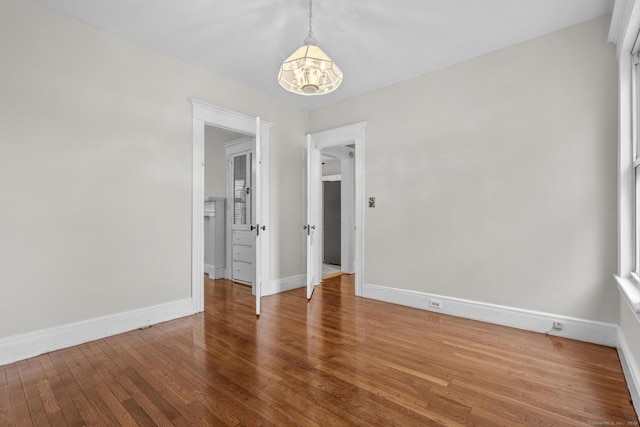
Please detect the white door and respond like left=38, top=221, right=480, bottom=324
left=306, top=135, right=323, bottom=299
left=254, top=117, right=264, bottom=315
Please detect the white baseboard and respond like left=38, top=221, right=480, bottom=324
left=263, top=274, right=306, bottom=297
left=205, top=264, right=214, bottom=276
left=0, top=298, right=195, bottom=367
left=204, top=264, right=225, bottom=279
left=618, top=327, right=640, bottom=416
left=363, top=283, right=618, bottom=347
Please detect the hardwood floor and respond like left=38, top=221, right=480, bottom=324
left=0, top=275, right=637, bottom=426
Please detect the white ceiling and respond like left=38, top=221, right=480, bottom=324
left=34, top=0, right=614, bottom=110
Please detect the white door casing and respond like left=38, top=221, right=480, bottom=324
left=340, top=154, right=355, bottom=274
left=190, top=99, right=272, bottom=314
left=307, top=122, right=366, bottom=297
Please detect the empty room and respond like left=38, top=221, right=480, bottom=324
left=1, top=0, right=640, bottom=424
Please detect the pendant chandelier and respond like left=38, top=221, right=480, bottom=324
left=277, top=0, right=343, bottom=96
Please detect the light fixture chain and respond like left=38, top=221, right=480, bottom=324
left=308, top=0, right=313, bottom=38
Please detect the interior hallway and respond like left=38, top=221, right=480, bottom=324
left=322, top=263, right=342, bottom=279
left=0, top=275, right=636, bottom=425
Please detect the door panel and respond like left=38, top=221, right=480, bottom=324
left=254, top=117, right=262, bottom=315
left=306, top=136, right=322, bottom=299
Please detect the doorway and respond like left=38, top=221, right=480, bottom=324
left=204, top=127, right=259, bottom=294
left=306, top=122, right=366, bottom=300
left=191, top=99, right=272, bottom=316
left=321, top=145, right=355, bottom=280
left=203, top=126, right=243, bottom=282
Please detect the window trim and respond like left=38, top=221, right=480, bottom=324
left=610, top=0, right=640, bottom=313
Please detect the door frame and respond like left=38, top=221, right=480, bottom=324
left=308, top=122, right=366, bottom=296
left=190, top=98, right=272, bottom=312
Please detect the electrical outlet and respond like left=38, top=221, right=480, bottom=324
left=553, top=321, right=564, bottom=330
left=429, top=299, right=442, bottom=310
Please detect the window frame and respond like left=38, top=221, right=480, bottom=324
left=611, top=0, right=640, bottom=312
left=633, top=47, right=640, bottom=278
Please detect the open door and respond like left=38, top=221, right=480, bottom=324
left=305, top=122, right=366, bottom=298
left=306, top=135, right=322, bottom=299
left=254, top=117, right=264, bottom=316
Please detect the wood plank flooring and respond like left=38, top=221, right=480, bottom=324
left=0, top=274, right=637, bottom=426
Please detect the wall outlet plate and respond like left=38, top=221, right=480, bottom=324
left=553, top=321, right=564, bottom=330
left=429, top=299, right=442, bottom=310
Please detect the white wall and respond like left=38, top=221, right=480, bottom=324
left=204, top=126, right=236, bottom=198
left=0, top=0, right=308, bottom=339
left=322, top=160, right=340, bottom=177
left=309, top=16, right=618, bottom=323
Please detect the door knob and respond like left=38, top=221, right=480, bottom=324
left=251, top=224, right=265, bottom=235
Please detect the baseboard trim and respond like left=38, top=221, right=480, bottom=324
left=0, top=298, right=195, bottom=367
left=363, top=283, right=618, bottom=347
left=618, top=326, right=640, bottom=417
left=204, top=264, right=225, bottom=279
left=263, top=274, right=306, bottom=297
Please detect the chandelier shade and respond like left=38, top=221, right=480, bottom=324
left=278, top=41, right=343, bottom=95
left=277, top=0, right=342, bottom=96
